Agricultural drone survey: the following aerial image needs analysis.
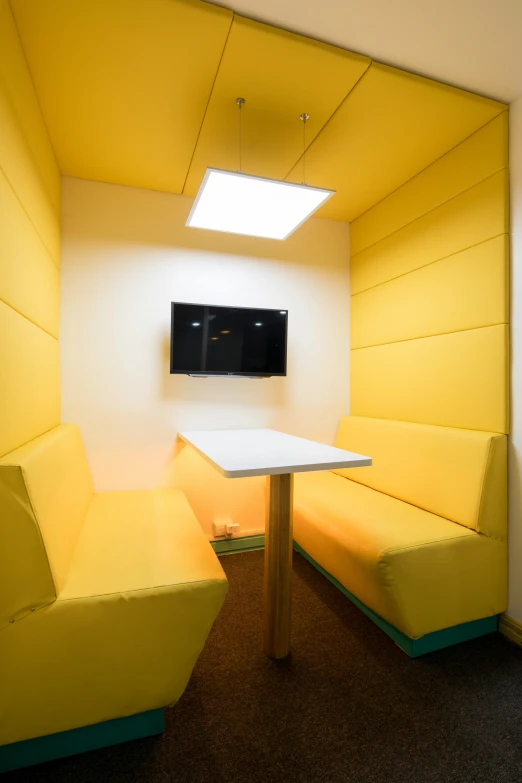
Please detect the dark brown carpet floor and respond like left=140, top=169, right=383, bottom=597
left=6, top=550, right=522, bottom=783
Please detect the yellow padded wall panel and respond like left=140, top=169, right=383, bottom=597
left=350, top=324, right=509, bottom=433
left=351, top=235, right=508, bottom=349
left=0, top=301, right=60, bottom=456
left=0, top=171, right=59, bottom=336
left=184, top=15, right=370, bottom=195
left=351, top=169, right=508, bottom=295
left=0, top=77, right=60, bottom=265
left=351, top=112, right=508, bottom=254
left=0, top=0, right=60, bottom=213
left=10, top=0, right=233, bottom=195
left=287, top=62, right=505, bottom=222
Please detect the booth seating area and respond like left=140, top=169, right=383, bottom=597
left=294, top=415, right=507, bottom=655
left=0, top=0, right=517, bottom=777
left=0, top=424, right=228, bottom=754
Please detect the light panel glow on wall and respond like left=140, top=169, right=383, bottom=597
left=186, top=168, right=335, bottom=240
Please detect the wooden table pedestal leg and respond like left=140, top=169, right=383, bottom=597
left=263, top=473, right=293, bottom=659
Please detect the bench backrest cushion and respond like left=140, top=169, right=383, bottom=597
left=334, top=416, right=506, bottom=540
left=0, top=424, right=93, bottom=628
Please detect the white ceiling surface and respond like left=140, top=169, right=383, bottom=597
left=212, top=0, right=522, bottom=103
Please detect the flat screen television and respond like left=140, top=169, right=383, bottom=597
left=170, top=302, right=288, bottom=377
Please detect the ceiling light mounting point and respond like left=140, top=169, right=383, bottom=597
left=185, top=103, right=335, bottom=240
left=300, top=112, right=310, bottom=185
left=236, top=97, right=246, bottom=172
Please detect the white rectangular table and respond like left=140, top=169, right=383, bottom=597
left=178, top=428, right=371, bottom=658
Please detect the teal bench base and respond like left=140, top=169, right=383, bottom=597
left=294, top=542, right=498, bottom=657
left=211, top=533, right=265, bottom=555
left=211, top=536, right=498, bottom=656
left=0, top=708, right=164, bottom=774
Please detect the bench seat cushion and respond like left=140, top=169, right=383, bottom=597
left=0, top=487, right=228, bottom=746
left=294, top=472, right=506, bottom=639
left=62, top=487, right=225, bottom=599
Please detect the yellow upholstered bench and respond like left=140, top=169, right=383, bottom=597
left=293, top=415, right=507, bottom=656
left=0, top=424, right=228, bottom=771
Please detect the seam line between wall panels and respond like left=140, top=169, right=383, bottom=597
left=351, top=168, right=507, bottom=261
left=0, top=162, right=59, bottom=269
left=180, top=14, right=234, bottom=196
left=283, top=59, right=372, bottom=182
left=350, top=321, right=508, bottom=352
left=0, top=68, right=60, bottom=217
left=350, top=110, right=508, bottom=230
left=0, top=297, right=59, bottom=340
left=351, top=232, right=508, bottom=297
left=6, top=1, right=62, bottom=187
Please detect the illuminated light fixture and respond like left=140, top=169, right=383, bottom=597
left=220, top=330, right=231, bottom=334
left=186, top=100, right=334, bottom=241
left=187, top=170, right=333, bottom=241
left=192, top=322, right=201, bottom=327
left=254, top=322, right=263, bottom=326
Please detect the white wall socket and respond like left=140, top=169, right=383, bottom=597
left=225, top=522, right=240, bottom=538
left=212, top=517, right=239, bottom=538
left=212, top=519, right=228, bottom=537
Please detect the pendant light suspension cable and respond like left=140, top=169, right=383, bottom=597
left=186, top=102, right=335, bottom=240
left=300, top=112, right=309, bottom=185
left=236, top=97, right=245, bottom=173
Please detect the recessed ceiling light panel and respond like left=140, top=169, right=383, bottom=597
left=186, top=168, right=335, bottom=241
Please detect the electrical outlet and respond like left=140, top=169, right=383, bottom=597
left=212, top=516, right=233, bottom=538
left=212, top=521, right=227, bottom=538
left=225, top=522, right=240, bottom=538
left=212, top=517, right=240, bottom=538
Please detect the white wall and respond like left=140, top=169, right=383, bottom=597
left=509, top=96, right=522, bottom=621
left=61, top=177, right=351, bottom=538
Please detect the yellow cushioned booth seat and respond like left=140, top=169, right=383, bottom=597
left=62, top=488, right=225, bottom=600
left=0, top=425, right=228, bottom=747
left=334, top=416, right=507, bottom=539
left=293, top=416, right=507, bottom=640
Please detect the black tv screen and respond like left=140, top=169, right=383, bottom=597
left=170, top=302, right=288, bottom=377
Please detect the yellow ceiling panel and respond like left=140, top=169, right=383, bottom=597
left=183, top=15, right=370, bottom=196
left=287, top=62, right=506, bottom=222
left=10, top=0, right=232, bottom=194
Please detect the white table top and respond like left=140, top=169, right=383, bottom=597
left=178, top=428, right=372, bottom=478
